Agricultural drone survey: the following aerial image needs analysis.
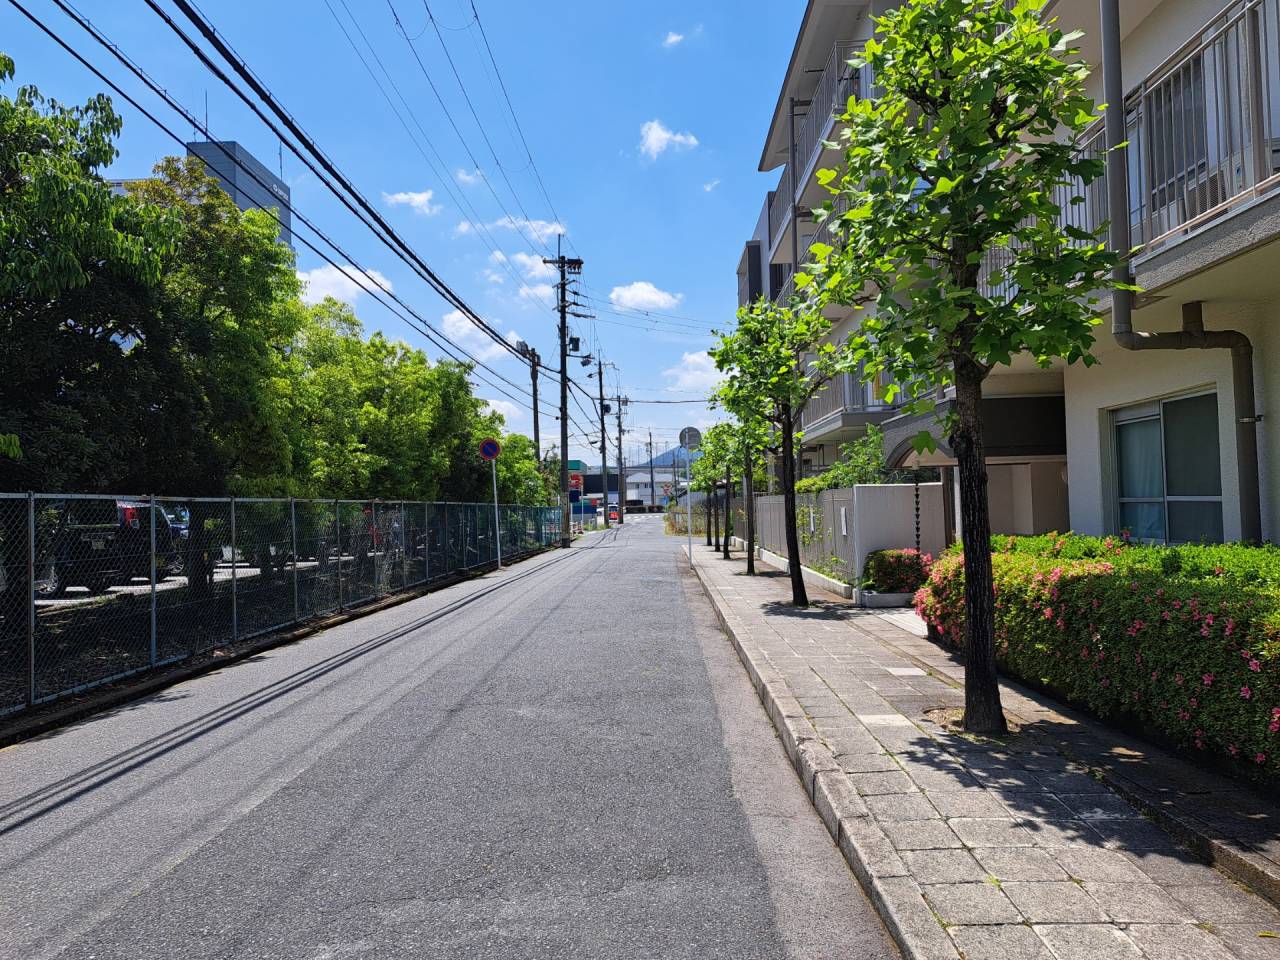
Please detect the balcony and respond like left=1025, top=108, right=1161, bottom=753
left=767, top=40, right=868, bottom=255
left=1065, top=0, right=1280, bottom=257
left=800, top=365, right=898, bottom=440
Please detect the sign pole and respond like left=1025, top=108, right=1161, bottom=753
left=686, top=450, right=693, bottom=567
left=491, top=457, right=502, bottom=569
left=678, top=427, right=702, bottom=568
left=479, top=437, right=503, bottom=568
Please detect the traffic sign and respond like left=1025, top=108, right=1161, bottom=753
left=679, top=426, right=702, bottom=451
left=479, top=437, right=502, bottom=461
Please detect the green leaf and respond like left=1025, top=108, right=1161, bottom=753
left=932, top=176, right=962, bottom=196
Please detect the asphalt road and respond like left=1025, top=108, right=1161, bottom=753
left=0, top=517, right=896, bottom=960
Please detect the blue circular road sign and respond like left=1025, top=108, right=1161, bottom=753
left=479, top=437, right=502, bottom=461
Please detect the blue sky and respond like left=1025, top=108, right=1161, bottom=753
left=2, top=0, right=800, bottom=464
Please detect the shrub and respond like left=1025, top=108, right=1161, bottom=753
left=916, top=536, right=1280, bottom=787
left=864, top=548, right=932, bottom=594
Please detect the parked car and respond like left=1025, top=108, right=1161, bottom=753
left=36, top=499, right=181, bottom=597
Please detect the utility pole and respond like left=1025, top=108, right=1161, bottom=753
left=529, top=348, right=541, bottom=457
left=543, top=240, right=582, bottom=548
left=615, top=398, right=627, bottom=524
left=516, top=342, right=542, bottom=458
left=596, top=358, right=610, bottom=528
left=648, top=430, right=656, bottom=512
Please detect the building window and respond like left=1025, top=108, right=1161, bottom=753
left=1114, top=392, right=1223, bottom=543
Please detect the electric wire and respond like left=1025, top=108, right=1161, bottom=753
left=150, top=0, right=526, bottom=364
left=25, top=0, right=537, bottom=413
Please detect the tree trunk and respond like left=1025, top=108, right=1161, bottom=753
left=744, top=449, right=756, bottom=576
left=723, top=467, right=732, bottom=560
left=780, top=406, right=809, bottom=606
left=704, top=493, right=712, bottom=547
left=950, top=354, right=1007, bottom=736
left=712, top=485, right=721, bottom=553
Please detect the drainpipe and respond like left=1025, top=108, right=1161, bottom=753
left=1099, top=0, right=1263, bottom=542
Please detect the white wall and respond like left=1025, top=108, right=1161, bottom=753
left=1063, top=306, right=1274, bottom=542
left=850, top=483, right=947, bottom=578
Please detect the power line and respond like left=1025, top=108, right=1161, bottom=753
left=151, top=0, right=526, bottom=365
left=386, top=0, right=552, bottom=256
left=26, top=0, right=537, bottom=415
left=321, top=0, right=541, bottom=300
left=466, top=0, right=565, bottom=235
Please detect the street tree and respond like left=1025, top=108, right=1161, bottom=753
left=711, top=298, right=854, bottom=606
left=810, top=0, right=1119, bottom=733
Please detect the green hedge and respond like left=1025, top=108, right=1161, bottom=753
left=916, top=535, right=1280, bottom=786
left=864, top=548, right=933, bottom=593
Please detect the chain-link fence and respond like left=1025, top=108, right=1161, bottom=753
left=0, top=493, right=559, bottom=718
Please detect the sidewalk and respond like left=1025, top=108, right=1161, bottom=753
left=688, top=542, right=1280, bottom=960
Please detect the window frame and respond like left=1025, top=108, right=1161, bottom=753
left=1111, top=390, right=1223, bottom=544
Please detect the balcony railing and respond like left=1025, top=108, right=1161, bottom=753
left=800, top=366, right=898, bottom=432
left=1060, top=0, right=1280, bottom=255
left=768, top=40, right=868, bottom=253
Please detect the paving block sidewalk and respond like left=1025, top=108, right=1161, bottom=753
left=689, top=543, right=1280, bottom=960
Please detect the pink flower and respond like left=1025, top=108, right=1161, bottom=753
left=1043, top=607, right=1054, bottom=620
left=1178, top=709, right=1191, bottom=721
left=1241, top=686, right=1253, bottom=700
left=1257, top=753, right=1267, bottom=765
left=1250, top=660, right=1262, bottom=673
left=1175, top=674, right=1185, bottom=686
left=1162, top=611, right=1172, bottom=621
left=1228, top=744, right=1240, bottom=757
left=1203, top=674, right=1215, bottom=687
left=1190, top=698, right=1199, bottom=708
left=1101, top=678, right=1111, bottom=688
left=1269, top=720, right=1280, bottom=734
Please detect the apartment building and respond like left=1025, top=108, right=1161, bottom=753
left=739, top=0, right=1279, bottom=544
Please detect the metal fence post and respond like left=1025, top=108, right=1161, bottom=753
left=335, top=499, right=343, bottom=611
left=423, top=502, right=430, bottom=587
left=27, top=492, right=35, bottom=707
left=291, top=498, right=299, bottom=623
left=400, top=503, right=408, bottom=590
left=149, top=494, right=157, bottom=666
left=230, top=496, right=238, bottom=642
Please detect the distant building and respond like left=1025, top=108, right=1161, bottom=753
left=105, top=141, right=292, bottom=248
left=186, top=141, right=291, bottom=247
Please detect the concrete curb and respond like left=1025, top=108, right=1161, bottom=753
left=0, top=549, right=553, bottom=750
left=687, top=554, right=960, bottom=960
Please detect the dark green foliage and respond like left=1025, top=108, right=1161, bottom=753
left=918, top=535, right=1280, bottom=787
left=863, top=548, right=933, bottom=593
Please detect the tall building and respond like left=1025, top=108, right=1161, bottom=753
left=741, top=0, right=1280, bottom=545
left=186, top=141, right=291, bottom=247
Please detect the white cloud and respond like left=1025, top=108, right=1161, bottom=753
left=511, top=251, right=555, bottom=280
left=609, top=281, right=684, bottom=311
left=456, top=216, right=566, bottom=244
left=518, top=283, right=555, bottom=303
left=662, top=31, right=685, bottom=48
left=382, top=189, right=442, bottom=216
left=493, top=215, right=566, bottom=244
left=663, top=351, right=722, bottom=393
left=703, top=179, right=721, bottom=192
left=442, top=309, right=520, bottom=362
left=639, top=119, right=699, bottom=160
left=297, top=264, right=392, bottom=306
left=482, top=398, right=523, bottom=422
left=456, top=167, right=484, bottom=186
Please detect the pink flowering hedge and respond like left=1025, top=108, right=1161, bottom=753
left=916, top=535, right=1280, bottom=786
left=863, top=548, right=933, bottom=594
